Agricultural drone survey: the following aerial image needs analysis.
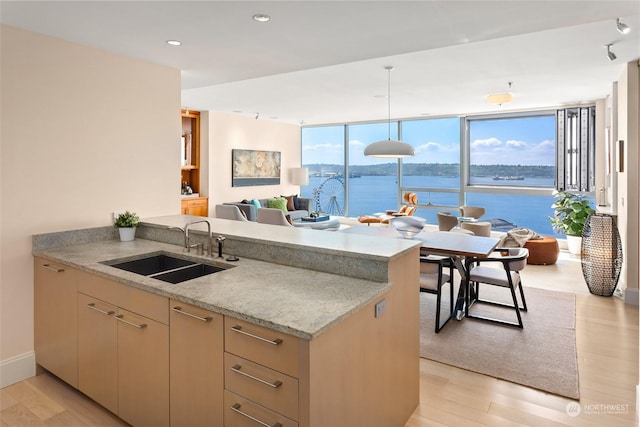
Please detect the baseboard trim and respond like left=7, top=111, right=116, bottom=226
left=0, top=351, right=35, bottom=388
left=624, top=288, right=639, bottom=306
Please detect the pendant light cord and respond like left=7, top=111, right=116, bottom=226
left=385, top=65, right=394, bottom=140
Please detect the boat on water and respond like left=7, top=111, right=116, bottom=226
left=493, top=175, right=524, bottom=181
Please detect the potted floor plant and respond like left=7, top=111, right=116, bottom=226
left=549, top=190, right=595, bottom=255
left=114, top=210, right=140, bottom=242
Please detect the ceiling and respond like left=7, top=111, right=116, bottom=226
left=2, top=1, right=639, bottom=125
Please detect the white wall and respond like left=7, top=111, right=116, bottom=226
left=206, top=111, right=301, bottom=209
left=0, top=25, right=181, bottom=385
left=615, top=61, right=639, bottom=295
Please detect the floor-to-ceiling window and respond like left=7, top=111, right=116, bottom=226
left=464, top=113, right=558, bottom=233
left=301, top=109, right=594, bottom=237
left=300, top=125, right=345, bottom=213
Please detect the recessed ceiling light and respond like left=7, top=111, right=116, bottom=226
left=166, top=40, right=182, bottom=46
left=252, top=14, right=271, bottom=23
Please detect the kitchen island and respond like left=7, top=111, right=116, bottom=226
left=33, top=215, right=421, bottom=427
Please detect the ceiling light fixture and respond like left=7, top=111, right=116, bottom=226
left=364, top=66, right=415, bottom=158
left=616, top=18, right=630, bottom=35
left=487, top=81, right=514, bottom=106
left=253, top=14, right=271, bottom=22
left=166, top=40, right=182, bottom=46
left=606, top=44, right=617, bottom=61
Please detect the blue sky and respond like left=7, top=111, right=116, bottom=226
left=302, top=115, right=556, bottom=166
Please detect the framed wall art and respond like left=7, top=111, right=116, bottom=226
left=232, top=149, right=281, bottom=187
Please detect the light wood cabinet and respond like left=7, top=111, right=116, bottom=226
left=34, top=257, right=78, bottom=388
left=117, top=307, right=169, bottom=427
left=169, top=299, right=224, bottom=427
left=180, top=196, right=208, bottom=216
left=224, top=317, right=302, bottom=426
left=77, top=272, right=169, bottom=427
left=78, top=293, right=118, bottom=414
left=181, top=110, right=201, bottom=195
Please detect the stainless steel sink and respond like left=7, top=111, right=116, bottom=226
left=104, top=253, right=227, bottom=284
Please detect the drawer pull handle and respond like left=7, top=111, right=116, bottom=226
left=172, top=306, right=212, bottom=322
left=86, top=303, right=115, bottom=316
left=231, top=325, right=283, bottom=346
left=42, top=264, right=64, bottom=273
left=231, top=403, right=282, bottom=427
left=115, top=314, right=147, bottom=329
left=231, top=364, right=282, bottom=388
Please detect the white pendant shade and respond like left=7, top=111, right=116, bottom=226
left=364, top=65, right=415, bottom=158
left=364, top=139, right=415, bottom=158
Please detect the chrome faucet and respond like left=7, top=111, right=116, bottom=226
left=183, top=220, right=213, bottom=257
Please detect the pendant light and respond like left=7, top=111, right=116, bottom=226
left=364, top=66, right=415, bottom=158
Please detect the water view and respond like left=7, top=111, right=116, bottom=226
left=301, top=174, right=563, bottom=237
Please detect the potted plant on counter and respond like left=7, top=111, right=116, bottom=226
left=549, top=190, right=595, bottom=255
left=114, top=210, right=140, bottom=242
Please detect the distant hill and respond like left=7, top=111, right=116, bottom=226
left=305, top=163, right=555, bottom=178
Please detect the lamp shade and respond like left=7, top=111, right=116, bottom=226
left=487, top=93, right=513, bottom=105
left=290, top=167, right=309, bottom=185
left=363, top=139, right=415, bottom=158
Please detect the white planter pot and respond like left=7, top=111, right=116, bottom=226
left=566, top=235, right=582, bottom=255
left=118, top=227, right=136, bottom=242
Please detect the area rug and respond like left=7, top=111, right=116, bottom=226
left=419, top=286, right=579, bottom=399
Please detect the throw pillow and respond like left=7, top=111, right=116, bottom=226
left=281, top=195, right=296, bottom=211
left=293, top=194, right=299, bottom=210
left=250, top=199, right=261, bottom=211
left=267, top=197, right=288, bottom=213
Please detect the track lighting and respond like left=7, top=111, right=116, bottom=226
left=616, top=18, right=630, bottom=35
left=606, top=44, right=617, bottom=62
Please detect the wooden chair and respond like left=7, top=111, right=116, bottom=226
left=215, top=204, right=248, bottom=221
left=420, top=255, right=455, bottom=333
left=465, top=248, right=529, bottom=328
left=256, top=208, right=293, bottom=227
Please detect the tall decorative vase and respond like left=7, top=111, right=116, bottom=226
left=118, top=227, right=136, bottom=242
left=581, top=213, right=623, bottom=296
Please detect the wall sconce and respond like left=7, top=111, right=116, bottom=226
left=581, top=213, right=623, bottom=296
left=290, top=167, right=309, bottom=186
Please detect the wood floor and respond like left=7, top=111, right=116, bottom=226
left=1, top=252, right=637, bottom=427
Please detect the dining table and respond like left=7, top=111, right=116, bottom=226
left=340, top=225, right=501, bottom=319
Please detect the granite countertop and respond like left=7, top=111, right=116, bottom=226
left=33, top=238, right=391, bottom=340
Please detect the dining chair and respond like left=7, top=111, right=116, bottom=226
left=419, top=255, right=454, bottom=333
left=437, top=212, right=458, bottom=231
left=465, top=248, right=529, bottom=328
left=459, top=205, right=486, bottom=219
left=215, top=204, right=249, bottom=221
left=256, top=208, right=293, bottom=226
left=461, top=221, right=492, bottom=237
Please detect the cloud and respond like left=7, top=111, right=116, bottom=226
left=470, top=137, right=502, bottom=149
left=505, top=139, right=528, bottom=148
left=414, top=141, right=443, bottom=153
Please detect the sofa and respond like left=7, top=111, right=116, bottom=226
left=223, top=196, right=313, bottom=222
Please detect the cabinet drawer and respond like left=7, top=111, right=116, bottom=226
left=225, top=353, right=298, bottom=420
left=77, top=270, right=168, bottom=324
left=224, top=317, right=300, bottom=377
left=224, top=390, right=298, bottom=427
left=182, top=197, right=207, bottom=207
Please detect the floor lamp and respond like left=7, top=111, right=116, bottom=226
left=581, top=213, right=623, bottom=296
